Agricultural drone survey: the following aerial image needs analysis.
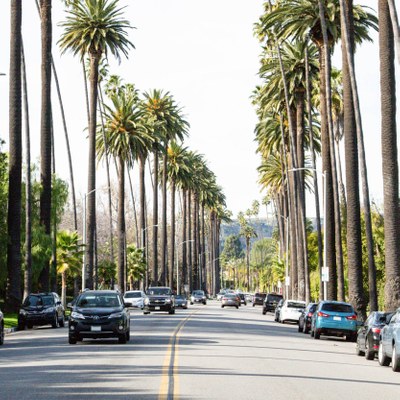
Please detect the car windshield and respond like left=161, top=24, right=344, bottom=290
left=375, top=312, right=394, bottom=324
left=193, top=291, right=205, bottom=295
left=23, top=295, right=54, bottom=307
left=124, top=292, right=141, bottom=298
left=321, top=303, right=353, bottom=313
left=287, top=302, right=305, bottom=309
left=176, top=295, right=185, bottom=300
left=77, top=294, right=121, bottom=308
left=267, top=295, right=282, bottom=302
left=147, top=288, right=171, bottom=296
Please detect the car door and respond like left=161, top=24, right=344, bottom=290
left=359, top=314, right=372, bottom=350
left=383, top=313, right=397, bottom=355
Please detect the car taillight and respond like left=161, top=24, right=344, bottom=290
left=307, top=312, right=313, bottom=317
left=318, top=311, right=329, bottom=317
left=371, top=327, right=381, bottom=334
left=346, top=314, right=357, bottom=320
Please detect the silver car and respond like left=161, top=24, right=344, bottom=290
left=378, top=307, right=400, bottom=372
left=123, top=290, right=145, bottom=308
left=221, top=293, right=240, bottom=309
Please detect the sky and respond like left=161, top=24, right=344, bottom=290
left=0, top=0, right=399, bottom=220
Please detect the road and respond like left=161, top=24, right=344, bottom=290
left=1, top=301, right=399, bottom=399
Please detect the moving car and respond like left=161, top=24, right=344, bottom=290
left=356, top=311, right=393, bottom=360
left=190, top=290, right=207, bottom=305
left=123, top=290, right=145, bottom=309
left=237, top=292, right=247, bottom=306
left=0, top=307, right=4, bottom=345
left=143, top=287, right=175, bottom=314
left=279, top=300, right=306, bottom=324
left=274, top=299, right=284, bottom=322
left=18, top=292, right=65, bottom=330
left=68, top=290, right=130, bottom=344
left=221, top=293, right=240, bottom=309
left=262, top=293, right=283, bottom=315
left=217, top=291, right=226, bottom=301
left=298, top=303, right=317, bottom=333
left=311, top=301, right=358, bottom=341
left=252, top=292, right=266, bottom=307
left=175, top=295, right=188, bottom=309
left=378, top=308, right=400, bottom=371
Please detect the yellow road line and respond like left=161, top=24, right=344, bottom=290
left=158, top=311, right=198, bottom=400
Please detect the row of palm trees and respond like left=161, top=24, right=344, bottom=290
left=3, top=0, right=229, bottom=312
left=253, top=0, right=399, bottom=316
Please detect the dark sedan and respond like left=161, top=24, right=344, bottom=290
left=68, top=290, right=130, bottom=344
left=252, top=292, right=266, bottom=307
left=298, top=303, right=317, bottom=333
left=356, top=311, right=393, bottom=360
left=175, top=295, right=188, bottom=309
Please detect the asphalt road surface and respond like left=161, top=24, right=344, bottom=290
left=1, top=301, right=399, bottom=399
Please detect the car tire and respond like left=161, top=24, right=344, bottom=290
left=27, top=323, right=33, bottom=329
left=169, top=309, right=175, bottom=315
left=126, top=330, right=130, bottom=342
left=68, top=336, right=77, bottom=345
left=17, top=321, right=25, bottom=331
left=298, top=324, right=302, bottom=333
left=236, top=306, right=239, bottom=309
left=365, top=338, right=374, bottom=360
left=59, top=316, right=65, bottom=328
left=356, top=338, right=365, bottom=356
left=51, top=314, right=59, bottom=329
left=252, top=303, right=255, bottom=307
left=118, top=333, right=127, bottom=344
left=314, top=329, right=320, bottom=339
left=0, top=324, right=4, bottom=345
left=143, top=311, right=150, bottom=315
left=392, top=345, right=400, bottom=372
left=222, top=305, right=224, bottom=308
left=262, top=309, right=266, bottom=315
left=378, top=342, right=391, bottom=366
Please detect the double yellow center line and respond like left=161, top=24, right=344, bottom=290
left=158, top=311, right=198, bottom=400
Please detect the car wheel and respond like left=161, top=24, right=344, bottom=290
left=236, top=306, right=239, bottom=309
left=27, top=323, right=33, bottom=329
left=252, top=303, right=255, bottom=307
left=169, top=309, right=175, bottom=315
left=392, top=345, right=400, bottom=372
left=365, top=338, right=374, bottom=360
left=51, top=314, right=59, bottom=329
left=314, top=329, right=320, bottom=340
left=0, top=324, right=4, bottom=345
left=118, top=333, right=127, bottom=344
left=68, top=336, right=77, bottom=345
left=356, top=338, right=364, bottom=356
left=126, top=330, right=130, bottom=342
left=298, top=323, right=302, bottom=333
left=310, top=328, right=314, bottom=337
left=262, top=309, right=266, bottom=315
left=59, top=316, right=65, bottom=328
left=17, top=321, right=25, bottom=331
left=143, top=311, right=150, bottom=315
left=378, top=342, right=391, bottom=366
left=221, top=305, right=224, bottom=308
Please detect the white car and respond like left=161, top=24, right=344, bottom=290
left=123, top=290, right=146, bottom=309
left=279, top=300, right=306, bottom=324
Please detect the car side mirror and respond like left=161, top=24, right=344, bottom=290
left=56, top=301, right=62, bottom=305
left=67, top=302, right=73, bottom=309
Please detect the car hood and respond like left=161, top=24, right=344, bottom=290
left=75, top=307, right=123, bottom=315
left=22, top=305, right=55, bottom=312
left=147, top=295, right=171, bottom=300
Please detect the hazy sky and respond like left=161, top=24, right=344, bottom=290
left=0, top=0, right=399, bottom=219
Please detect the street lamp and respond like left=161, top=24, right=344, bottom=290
left=176, top=239, right=194, bottom=295
left=289, top=167, right=327, bottom=300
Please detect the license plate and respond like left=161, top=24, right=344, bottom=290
left=333, top=316, right=341, bottom=321
left=155, top=306, right=160, bottom=310
left=91, top=326, right=101, bottom=332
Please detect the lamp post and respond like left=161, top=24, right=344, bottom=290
left=288, top=167, right=327, bottom=300
left=176, top=239, right=194, bottom=295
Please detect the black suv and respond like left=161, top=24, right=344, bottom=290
left=143, top=287, right=175, bottom=314
left=252, top=292, right=266, bottom=307
left=18, top=292, right=65, bottom=330
left=262, top=293, right=283, bottom=314
left=68, top=290, right=130, bottom=344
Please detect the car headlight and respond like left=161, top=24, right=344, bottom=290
left=108, top=312, right=123, bottom=319
left=144, top=298, right=149, bottom=305
left=45, top=307, right=56, bottom=313
left=165, top=299, right=171, bottom=304
left=71, top=311, right=85, bottom=320
left=19, top=309, right=27, bottom=316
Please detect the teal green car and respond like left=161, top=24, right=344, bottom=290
left=311, top=301, right=358, bottom=342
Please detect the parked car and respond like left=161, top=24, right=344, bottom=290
left=221, top=293, right=240, bottom=309
left=123, top=290, right=145, bottom=309
left=274, top=299, right=284, bottom=322
left=252, top=292, right=266, bottom=307
left=311, top=301, right=358, bottom=341
left=263, top=293, right=283, bottom=315
left=143, top=287, right=175, bottom=314
left=217, top=291, right=226, bottom=301
left=175, top=295, right=188, bottom=309
left=68, top=290, right=130, bottom=344
left=18, top=292, right=65, bottom=330
left=190, top=290, right=207, bottom=305
left=378, top=308, right=400, bottom=371
left=0, top=307, right=4, bottom=345
left=280, top=300, right=306, bottom=324
left=237, top=293, right=247, bottom=306
left=356, top=311, right=393, bottom=360
left=298, top=303, right=317, bottom=333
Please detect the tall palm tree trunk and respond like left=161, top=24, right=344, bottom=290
left=22, top=40, right=32, bottom=299
left=117, top=156, right=126, bottom=292
left=152, top=150, right=159, bottom=285
left=188, top=189, right=193, bottom=290
left=127, top=168, right=139, bottom=247
left=38, top=0, right=52, bottom=291
left=192, top=192, right=199, bottom=290
left=169, top=179, right=176, bottom=289
left=139, top=155, right=147, bottom=288
left=85, top=52, right=101, bottom=289
left=182, top=188, right=188, bottom=289
left=201, top=203, right=206, bottom=292
left=5, top=0, right=22, bottom=313
left=161, top=148, right=168, bottom=285
left=379, top=0, right=400, bottom=311
left=387, top=0, right=400, bottom=64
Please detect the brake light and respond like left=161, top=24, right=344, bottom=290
left=318, top=311, right=329, bottom=317
left=371, top=327, right=381, bottom=334
left=307, top=312, right=313, bottom=317
left=346, top=314, right=357, bottom=320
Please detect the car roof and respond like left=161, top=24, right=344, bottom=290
left=80, top=290, right=120, bottom=295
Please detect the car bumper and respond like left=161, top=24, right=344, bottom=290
left=19, top=314, right=55, bottom=326
left=221, top=301, right=238, bottom=307
left=69, top=318, right=128, bottom=339
left=144, top=304, right=173, bottom=312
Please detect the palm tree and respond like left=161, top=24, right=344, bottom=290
left=379, top=0, right=400, bottom=311
left=5, top=0, right=22, bottom=313
left=58, top=0, right=133, bottom=289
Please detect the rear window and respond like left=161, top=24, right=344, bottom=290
left=287, top=302, right=306, bottom=309
left=321, top=303, right=353, bottom=313
left=125, top=292, right=141, bottom=298
left=267, top=294, right=283, bottom=302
